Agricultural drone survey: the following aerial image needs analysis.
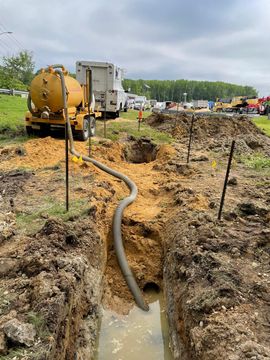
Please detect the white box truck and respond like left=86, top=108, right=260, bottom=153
left=76, top=61, right=127, bottom=118
left=192, top=100, right=209, bottom=109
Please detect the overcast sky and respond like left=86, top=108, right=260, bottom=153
left=0, top=0, right=269, bottom=95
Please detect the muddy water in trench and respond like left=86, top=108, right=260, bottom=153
left=93, top=289, right=173, bottom=360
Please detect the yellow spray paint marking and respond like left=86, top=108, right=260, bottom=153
left=211, top=160, right=217, bottom=169
left=72, top=155, right=83, bottom=164
left=72, top=155, right=79, bottom=163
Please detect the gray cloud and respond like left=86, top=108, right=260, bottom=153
left=0, top=0, right=269, bottom=95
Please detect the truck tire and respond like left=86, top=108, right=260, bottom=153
left=89, top=116, right=96, bottom=137
left=26, top=126, right=33, bottom=136
left=39, top=124, right=50, bottom=137
left=77, top=117, right=96, bottom=141
left=77, top=118, right=90, bottom=141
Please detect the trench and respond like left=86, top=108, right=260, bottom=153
left=55, top=70, right=181, bottom=358
left=89, top=141, right=178, bottom=359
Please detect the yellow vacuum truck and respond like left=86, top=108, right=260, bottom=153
left=25, top=64, right=101, bottom=140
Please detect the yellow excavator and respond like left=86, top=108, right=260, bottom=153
left=214, top=96, right=259, bottom=113
left=213, top=98, right=232, bottom=112
left=25, top=64, right=101, bottom=140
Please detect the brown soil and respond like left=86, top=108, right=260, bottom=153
left=147, top=113, right=270, bottom=359
left=147, top=113, right=270, bottom=155
left=0, top=114, right=269, bottom=359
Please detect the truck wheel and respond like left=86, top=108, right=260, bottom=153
left=89, top=116, right=96, bottom=137
left=39, top=124, right=50, bottom=137
left=25, top=126, right=33, bottom=136
left=77, top=118, right=90, bottom=141
left=111, top=112, right=118, bottom=119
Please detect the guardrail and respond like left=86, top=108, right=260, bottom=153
left=0, top=88, right=28, bottom=96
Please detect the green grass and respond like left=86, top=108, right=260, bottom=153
left=0, top=134, right=30, bottom=146
left=0, top=287, right=16, bottom=316
left=252, top=116, right=270, bottom=136
left=241, top=153, right=270, bottom=170
left=27, top=311, right=50, bottom=339
left=16, top=197, right=90, bottom=234
left=120, top=109, right=152, bottom=121
left=0, top=94, right=27, bottom=134
left=0, top=346, right=50, bottom=360
left=0, top=348, right=29, bottom=360
left=96, top=110, right=173, bottom=144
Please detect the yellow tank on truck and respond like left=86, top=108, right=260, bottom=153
left=25, top=64, right=102, bottom=141
left=30, top=68, right=83, bottom=112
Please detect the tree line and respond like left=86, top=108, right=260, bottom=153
left=123, top=79, right=258, bottom=102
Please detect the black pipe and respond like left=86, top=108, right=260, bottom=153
left=187, top=113, right=195, bottom=163
left=218, top=140, right=236, bottom=220
left=55, top=69, right=149, bottom=311
left=27, top=94, right=40, bottom=116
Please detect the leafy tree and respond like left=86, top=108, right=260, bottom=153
left=0, top=67, right=26, bottom=90
left=0, top=50, right=35, bottom=89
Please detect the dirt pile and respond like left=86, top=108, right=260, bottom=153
left=147, top=113, right=270, bottom=155
left=163, top=187, right=270, bottom=359
left=0, top=165, right=105, bottom=359
left=0, top=216, right=104, bottom=359
left=0, top=170, right=32, bottom=245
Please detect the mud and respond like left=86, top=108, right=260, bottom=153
left=0, top=169, right=32, bottom=198
left=0, top=113, right=269, bottom=359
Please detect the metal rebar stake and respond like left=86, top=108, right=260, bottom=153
left=88, top=120, right=91, bottom=156
left=104, top=97, right=107, bottom=138
left=174, top=102, right=179, bottom=128
left=65, top=121, right=69, bottom=212
left=187, top=113, right=195, bottom=163
left=218, top=140, right=236, bottom=220
left=138, top=118, right=141, bottom=131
